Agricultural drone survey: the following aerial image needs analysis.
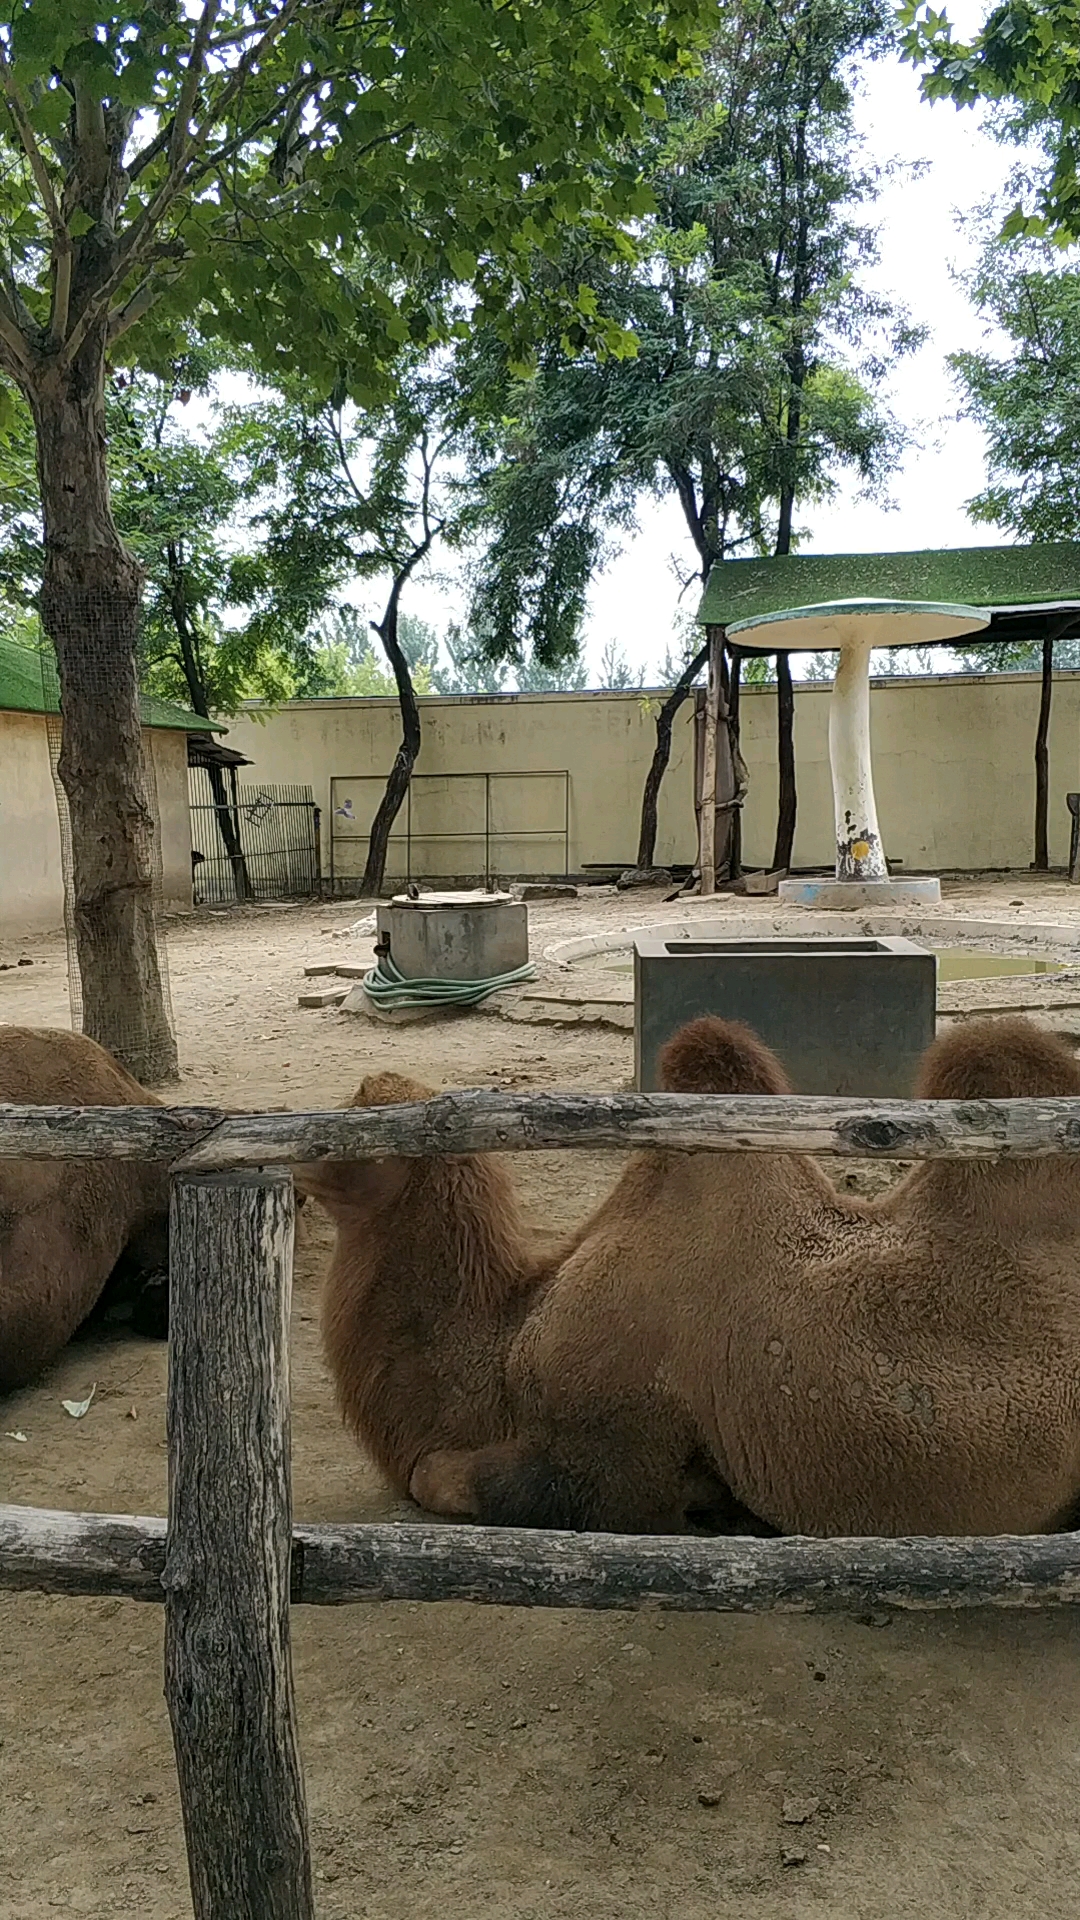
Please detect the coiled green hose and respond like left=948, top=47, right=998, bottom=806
left=360, top=952, right=537, bottom=1010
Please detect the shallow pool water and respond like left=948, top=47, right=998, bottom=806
left=934, top=950, right=1065, bottom=982
left=599, top=949, right=1069, bottom=981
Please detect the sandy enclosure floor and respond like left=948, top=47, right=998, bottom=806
left=2, top=881, right=1080, bottom=1919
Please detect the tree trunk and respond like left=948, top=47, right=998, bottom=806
left=361, top=588, right=422, bottom=897
left=636, top=641, right=708, bottom=871
left=206, top=762, right=252, bottom=902
left=772, top=650, right=797, bottom=871
left=1034, top=633, right=1054, bottom=870
left=167, top=545, right=252, bottom=900
left=32, top=348, right=178, bottom=1084
left=771, top=473, right=799, bottom=872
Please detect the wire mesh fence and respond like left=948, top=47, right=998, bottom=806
left=34, top=638, right=176, bottom=1076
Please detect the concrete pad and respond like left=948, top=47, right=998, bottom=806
left=777, top=876, right=942, bottom=908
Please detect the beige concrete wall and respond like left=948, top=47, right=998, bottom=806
left=148, top=727, right=196, bottom=915
left=225, top=691, right=698, bottom=880
left=737, top=670, right=1080, bottom=873
left=0, top=712, right=193, bottom=937
left=222, top=668, right=1080, bottom=884
left=0, top=709, right=64, bottom=937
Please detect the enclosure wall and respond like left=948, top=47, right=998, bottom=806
left=0, top=712, right=193, bottom=936
left=224, top=670, right=1080, bottom=882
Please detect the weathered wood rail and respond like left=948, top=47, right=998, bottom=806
left=3, top=1503, right=1079, bottom=1613
left=3, top=1087, right=1080, bottom=1919
left=5, top=1088, right=1080, bottom=1163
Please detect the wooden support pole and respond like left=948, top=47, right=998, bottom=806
left=3, top=1503, right=1080, bottom=1614
left=5, top=1091, right=1080, bottom=1165
left=164, top=1170, right=314, bottom=1920
left=698, top=632, right=721, bottom=895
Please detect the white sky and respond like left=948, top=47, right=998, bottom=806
left=406, top=7, right=1026, bottom=681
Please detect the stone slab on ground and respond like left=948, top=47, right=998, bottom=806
left=497, top=989, right=633, bottom=1030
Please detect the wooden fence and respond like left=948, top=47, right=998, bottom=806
left=3, top=1088, right=1080, bottom=1920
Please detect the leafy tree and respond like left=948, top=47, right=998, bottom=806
left=0, top=347, right=341, bottom=711
left=463, top=0, right=918, bottom=880
left=595, top=638, right=638, bottom=689
left=429, top=622, right=508, bottom=694
left=901, top=0, right=1080, bottom=244
left=516, top=651, right=590, bottom=692
left=949, top=236, right=1080, bottom=867
left=0, top=349, right=341, bottom=896
left=0, top=0, right=707, bottom=1078
left=305, top=606, right=436, bottom=697
left=231, top=360, right=475, bottom=892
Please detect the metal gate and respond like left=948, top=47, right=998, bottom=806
left=328, top=769, right=570, bottom=890
left=188, top=770, right=322, bottom=905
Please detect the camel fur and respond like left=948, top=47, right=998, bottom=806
left=451, top=1015, right=1080, bottom=1538
left=295, top=1072, right=550, bottom=1499
left=308, top=1015, right=1080, bottom=1538
left=297, top=1072, right=742, bottom=1527
left=0, top=1026, right=170, bottom=1392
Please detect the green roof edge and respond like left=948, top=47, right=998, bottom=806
left=697, top=542, right=1080, bottom=628
left=0, top=636, right=219, bottom=731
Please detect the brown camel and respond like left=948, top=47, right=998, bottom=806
left=297, top=1072, right=742, bottom=1527
left=0, top=1026, right=171, bottom=1392
left=425, top=1014, right=1080, bottom=1538
left=294, top=1072, right=549, bottom=1498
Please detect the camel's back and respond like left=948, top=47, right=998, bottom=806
left=709, top=1194, right=1080, bottom=1536
left=0, top=1026, right=168, bottom=1365
left=0, top=1026, right=159, bottom=1107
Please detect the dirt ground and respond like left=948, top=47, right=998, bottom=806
left=2, top=884, right=1080, bottom=1920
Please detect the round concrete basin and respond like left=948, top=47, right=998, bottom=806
left=725, top=598, right=989, bottom=895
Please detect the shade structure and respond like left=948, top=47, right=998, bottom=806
left=725, top=598, right=990, bottom=894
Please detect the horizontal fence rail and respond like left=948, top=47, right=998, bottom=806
left=3, top=1505, right=1079, bottom=1613
left=4, top=1091, right=1080, bottom=1165
left=8, top=1088, right=1080, bottom=1919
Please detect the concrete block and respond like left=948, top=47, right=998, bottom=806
left=777, top=876, right=942, bottom=909
left=298, top=986, right=347, bottom=1008
left=634, top=935, right=936, bottom=1095
left=377, top=892, right=529, bottom=982
left=731, top=868, right=786, bottom=896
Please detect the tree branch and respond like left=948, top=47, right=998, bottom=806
left=107, top=272, right=168, bottom=345
left=60, top=0, right=304, bottom=369
left=0, top=270, right=35, bottom=371
left=126, top=119, right=175, bottom=184
left=0, top=307, right=33, bottom=374
left=0, top=46, right=65, bottom=236
left=50, top=234, right=72, bottom=345
left=328, top=407, right=367, bottom=505
left=170, top=0, right=224, bottom=172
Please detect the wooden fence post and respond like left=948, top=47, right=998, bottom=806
left=163, top=1169, right=314, bottom=1920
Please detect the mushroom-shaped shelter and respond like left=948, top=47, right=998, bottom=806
left=696, top=542, right=1080, bottom=907
left=725, top=599, right=988, bottom=906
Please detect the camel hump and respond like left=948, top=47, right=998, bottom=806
left=658, top=1017, right=792, bottom=1096
left=350, top=1070, right=437, bottom=1109
left=917, top=1015, right=1080, bottom=1101
left=0, top=1024, right=157, bottom=1105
